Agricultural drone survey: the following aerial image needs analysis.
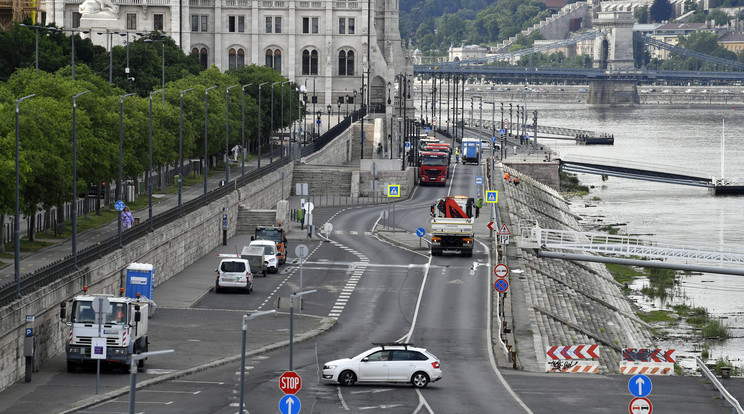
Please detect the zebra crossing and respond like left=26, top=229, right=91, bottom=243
left=326, top=238, right=369, bottom=320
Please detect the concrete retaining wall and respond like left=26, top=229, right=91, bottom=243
left=0, top=122, right=356, bottom=391
left=504, top=160, right=560, bottom=190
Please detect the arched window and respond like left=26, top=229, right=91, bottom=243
left=265, top=49, right=282, bottom=73
left=310, top=50, right=318, bottom=75
left=338, top=51, right=346, bottom=76
left=229, top=48, right=236, bottom=70
left=338, top=50, right=355, bottom=76
left=200, top=48, right=208, bottom=69
left=302, top=49, right=310, bottom=75
left=237, top=49, right=245, bottom=67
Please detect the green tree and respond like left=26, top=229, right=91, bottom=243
left=635, top=6, right=649, bottom=24
left=649, top=0, right=674, bottom=22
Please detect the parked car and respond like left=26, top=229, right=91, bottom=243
left=685, top=89, right=693, bottom=93
left=240, top=246, right=268, bottom=277
left=322, top=343, right=443, bottom=388
left=214, top=257, right=253, bottom=293
left=248, top=240, right=279, bottom=274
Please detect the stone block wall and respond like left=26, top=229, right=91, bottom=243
left=504, top=160, right=560, bottom=190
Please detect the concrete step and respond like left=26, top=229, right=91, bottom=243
left=237, top=207, right=276, bottom=234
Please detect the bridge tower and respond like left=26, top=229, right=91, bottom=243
left=587, top=11, right=639, bottom=107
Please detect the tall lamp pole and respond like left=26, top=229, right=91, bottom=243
left=72, top=90, right=90, bottom=268
left=271, top=82, right=280, bottom=162
left=240, top=311, right=276, bottom=413
left=226, top=84, right=240, bottom=184
left=148, top=89, right=163, bottom=232
left=327, top=105, right=331, bottom=131
left=241, top=83, right=252, bottom=175
left=258, top=82, right=269, bottom=169
left=179, top=88, right=194, bottom=216
left=145, top=38, right=166, bottom=107
left=15, top=94, right=35, bottom=298
left=119, top=93, right=136, bottom=246
left=204, top=86, right=217, bottom=204
left=96, top=31, right=114, bottom=83
left=281, top=81, right=290, bottom=160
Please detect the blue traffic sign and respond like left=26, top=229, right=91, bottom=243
left=316, top=119, right=321, bottom=125
left=416, top=227, right=425, bottom=237
left=475, top=177, right=483, bottom=185
left=405, top=142, right=410, bottom=149
left=279, top=394, right=301, bottom=414
left=387, top=185, right=400, bottom=197
left=485, top=190, right=499, bottom=203
left=115, top=200, right=126, bottom=212
left=628, top=374, right=652, bottom=398
left=499, top=129, right=505, bottom=135
left=525, top=133, right=530, bottom=138
left=492, top=136, right=498, bottom=142
left=25, top=328, right=33, bottom=337
left=494, top=279, right=509, bottom=293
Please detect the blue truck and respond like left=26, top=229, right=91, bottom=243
left=461, top=138, right=481, bottom=164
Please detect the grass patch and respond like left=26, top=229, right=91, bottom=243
left=701, top=343, right=710, bottom=359
left=606, top=263, right=643, bottom=285
left=713, top=357, right=740, bottom=376
left=600, top=225, right=621, bottom=235
left=686, top=307, right=708, bottom=327
left=702, top=319, right=729, bottom=339
left=637, top=310, right=678, bottom=323
left=640, top=267, right=678, bottom=300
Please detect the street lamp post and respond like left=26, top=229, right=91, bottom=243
left=241, top=83, right=252, bottom=175
left=66, top=29, right=90, bottom=80
left=271, top=82, right=280, bottom=162
left=345, top=94, right=349, bottom=117
left=226, top=84, right=240, bottom=184
left=178, top=89, right=194, bottom=217
left=289, top=290, right=316, bottom=370
left=204, top=86, right=217, bottom=204
left=148, top=89, right=163, bottom=232
left=239, top=310, right=276, bottom=413
left=119, top=93, right=135, bottom=246
left=145, top=38, right=166, bottom=108
left=15, top=94, right=35, bottom=298
left=337, top=101, right=341, bottom=123
left=353, top=89, right=357, bottom=114
left=95, top=31, right=115, bottom=83
left=72, top=90, right=90, bottom=268
left=316, top=110, right=321, bottom=137
left=20, top=24, right=44, bottom=71
left=257, top=82, right=269, bottom=169
left=281, top=81, right=290, bottom=160
left=327, top=105, right=331, bottom=131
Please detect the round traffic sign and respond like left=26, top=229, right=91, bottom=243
left=295, top=244, right=309, bottom=259
left=279, top=371, right=302, bottom=395
left=91, top=296, right=110, bottom=314
left=628, top=374, right=652, bottom=398
left=494, top=279, right=509, bottom=293
left=494, top=264, right=509, bottom=278
left=628, top=397, right=652, bottom=414
left=416, top=227, right=426, bottom=237
left=115, top=200, right=126, bottom=211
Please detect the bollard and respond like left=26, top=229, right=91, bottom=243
left=721, top=366, right=732, bottom=379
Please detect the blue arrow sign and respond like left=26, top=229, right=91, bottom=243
left=279, top=394, right=301, bottom=414
left=416, top=227, right=425, bottom=237
left=316, top=119, right=321, bottom=125
left=115, top=200, right=126, bottom=212
left=492, top=136, right=498, bottom=142
left=628, top=374, right=652, bottom=398
left=405, top=142, right=410, bottom=148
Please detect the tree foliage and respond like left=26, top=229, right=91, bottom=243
left=649, top=0, right=674, bottom=23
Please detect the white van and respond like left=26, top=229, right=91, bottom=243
left=215, top=258, right=253, bottom=293
left=249, top=240, right=280, bottom=273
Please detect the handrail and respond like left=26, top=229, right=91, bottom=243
left=696, top=356, right=744, bottom=414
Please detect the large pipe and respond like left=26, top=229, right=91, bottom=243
left=536, top=250, right=744, bottom=276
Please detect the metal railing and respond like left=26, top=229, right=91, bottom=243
left=696, top=356, right=744, bottom=414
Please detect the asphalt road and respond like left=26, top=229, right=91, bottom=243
left=2, top=161, right=740, bottom=414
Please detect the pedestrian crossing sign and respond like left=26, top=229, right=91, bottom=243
left=485, top=190, right=498, bottom=203
left=387, top=184, right=400, bottom=197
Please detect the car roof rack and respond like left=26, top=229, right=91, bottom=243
left=372, top=342, right=415, bottom=350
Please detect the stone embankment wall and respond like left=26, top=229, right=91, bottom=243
left=500, top=165, right=653, bottom=373
left=0, top=121, right=359, bottom=391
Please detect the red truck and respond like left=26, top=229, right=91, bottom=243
left=419, top=151, right=449, bottom=186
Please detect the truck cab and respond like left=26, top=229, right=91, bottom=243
left=429, top=196, right=479, bottom=257
left=419, top=151, right=449, bottom=186
left=253, top=225, right=287, bottom=264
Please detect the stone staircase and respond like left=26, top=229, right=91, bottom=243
left=491, top=2, right=592, bottom=53
left=354, top=122, right=377, bottom=159
left=237, top=207, right=277, bottom=234
left=291, top=164, right=355, bottom=196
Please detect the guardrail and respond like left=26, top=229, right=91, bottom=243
left=0, top=110, right=364, bottom=307
left=696, top=356, right=744, bottom=414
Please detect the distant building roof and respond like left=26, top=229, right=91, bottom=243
left=654, top=22, right=706, bottom=32
left=718, top=32, right=744, bottom=43
left=633, top=23, right=663, bottom=33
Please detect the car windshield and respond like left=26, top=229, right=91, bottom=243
left=421, top=157, right=446, bottom=166
left=72, top=301, right=127, bottom=325
left=262, top=245, right=276, bottom=255
left=255, top=229, right=282, bottom=242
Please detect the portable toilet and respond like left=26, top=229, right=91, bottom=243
left=126, top=263, right=155, bottom=300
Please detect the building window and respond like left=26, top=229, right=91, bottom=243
left=275, top=17, right=282, bottom=33
left=339, top=17, right=345, bottom=34
left=312, top=17, right=318, bottom=33
left=229, top=48, right=237, bottom=70
left=348, top=17, right=355, bottom=34
left=266, top=49, right=282, bottom=72
left=303, top=17, right=318, bottom=34
left=266, top=17, right=272, bottom=33
left=338, top=50, right=354, bottom=76
left=238, top=48, right=245, bottom=66
left=127, top=13, right=136, bottom=30
left=72, top=11, right=81, bottom=28
left=191, top=15, right=199, bottom=31
left=193, top=47, right=208, bottom=69
left=201, top=15, right=208, bottom=31
left=154, top=14, right=164, bottom=31
left=229, top=16, right=236, bottom=32
left=302, top=49, right=318, bottom=75
left=238, top=16, right=245, bottom=32
left=302, top=17, right=309, bottom=34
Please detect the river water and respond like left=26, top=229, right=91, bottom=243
left=530, top=103, right=744, bottom=370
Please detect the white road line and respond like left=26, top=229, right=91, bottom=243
left=141, top=390, right=201, bottom=395
left=172, top=380, right=225, bottom=385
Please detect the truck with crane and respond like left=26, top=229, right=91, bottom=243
left=429, top=196, right=479, bottom=257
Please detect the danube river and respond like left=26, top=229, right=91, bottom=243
left=531, top=103, right=744, bottom=368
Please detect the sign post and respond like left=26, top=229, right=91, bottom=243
left=416, top=227, right=425, bottom=248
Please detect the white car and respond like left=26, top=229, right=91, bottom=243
left=214, top=258, right=253, bottom=293
left=322, top=344, right=442, bottom=388
left=249, top=240, right=279, bottom=273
